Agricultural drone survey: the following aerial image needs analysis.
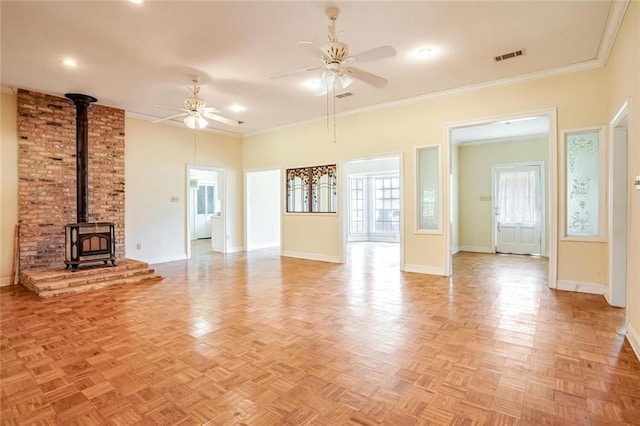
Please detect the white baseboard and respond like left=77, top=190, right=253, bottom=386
left=403, top=263, right=446, bottom=276
left=459, top=245, right=494, bottom=253
left=627, top=321, right=640, bottom=361
left=282, top=250, right=341, bottom=263
left=0, top=276, right=13, bottom=287
left=556, top=280, right=605, bottom=295
left=134, top=254, right=188, bottom=265
left=451, top=246, right=460, bottom=255
left=246, top=243, right=279, bottom=251
left=226, top=246, right=245, bottom=253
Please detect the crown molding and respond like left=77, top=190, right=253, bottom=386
left=596, top=0, right=630, bottom=67
left=247, top=1, right=630, bottom=140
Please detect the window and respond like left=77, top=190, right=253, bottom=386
left=286, top=164, right=337, bottom=213
left=348, top=174, right=400, bottom=242
left=350, top=178, right=365, bottom=233
left=561, top=126, right=606, bottom=240
left=416, top=146, right=441, bottom=232
left=374, top=177, right=400, bottom=233
left=497, top=170, right=537, bottom=224
left=197, top=184, right=215, bottom=215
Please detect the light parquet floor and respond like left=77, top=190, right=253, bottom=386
left=1, top=245, right=639, bottom=425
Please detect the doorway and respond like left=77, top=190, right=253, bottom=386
left=608, top=101, right=628, bottom=308
left=445, top=109, right=557, bottom=284
left=341, top=155, right=403, bottom=269
left=245, top=169, right=281, bottom=251
left=493, top=162, right=544, bottom=255
left=187, top=166, right=226, bottom=258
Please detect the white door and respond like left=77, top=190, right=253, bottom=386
left=494, top=165, right=542, bottom=255
left=195, top=184, right=215, bottom=239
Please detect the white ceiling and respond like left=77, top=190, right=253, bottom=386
left=0, top=1, right=623, bottom=136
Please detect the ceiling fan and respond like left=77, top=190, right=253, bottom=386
left=153, top=78, right=240, bottom=129
left=273, top=6, right=396, bottom=96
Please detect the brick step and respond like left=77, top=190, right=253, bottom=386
left=34, top=266, right=156, bottom=291
left=19, top=258, right=163, bottom=300
left=21, top=259, right=149, bottom=285
left=36, top=273, right=163, bottom=300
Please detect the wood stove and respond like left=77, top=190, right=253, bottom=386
left=64, top=93, right=116, bottom=271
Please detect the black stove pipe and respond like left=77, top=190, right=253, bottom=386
left=65, top=93, right=97, bottom=224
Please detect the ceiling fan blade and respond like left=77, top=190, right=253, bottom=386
left=152, top=112, right=189, bottom=124
left=344, top=67, right=388, bottom=88
left=202, top=112, right=240, bottom=127
left=347, top=45, right=396, bottom=63
left=201, top=106, right=222, bottom=114
left=154, top=104, right=191, bottom=113
left=298, top=41, right=330, bottom=60
left=269, top=65, right=323, bottom=79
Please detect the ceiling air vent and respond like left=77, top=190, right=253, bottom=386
left=335, top=91, right=354, bottom=99
left=494, top=49, right=525, bottom=62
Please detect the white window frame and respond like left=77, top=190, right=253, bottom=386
left=560, top=126, right=607, bottom=241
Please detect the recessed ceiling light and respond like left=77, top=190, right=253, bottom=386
left=130, top=0, right=143, bottom=4
left=228, top=104, right=246, bottom=113
left=413, top=47, right=434, bottom=60
left=62, top=58, right=77, bottom=68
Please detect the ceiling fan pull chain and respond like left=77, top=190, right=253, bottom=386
left=333, top=83, right=337, bottom=144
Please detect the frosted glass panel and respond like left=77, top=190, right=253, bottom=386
left=566, top=131, right=599, bottom=236
left=417, top=146, right=440, bottom=231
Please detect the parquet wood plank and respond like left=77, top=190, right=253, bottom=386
left=2, top=246, right=639, bottom=424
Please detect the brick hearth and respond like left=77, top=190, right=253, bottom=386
left=20, top=259, right=161, bottom=300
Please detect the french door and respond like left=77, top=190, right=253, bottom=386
left=493, top=164, right=542, bottom=255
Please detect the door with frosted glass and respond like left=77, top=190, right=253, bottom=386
left=494, top=165, right=541, bottom=255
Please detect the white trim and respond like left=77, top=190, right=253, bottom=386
left=458, top=246, right=494, bottom=254
left=138, top=254, right=188, bottom=265
left=0, top=276, right=13, bottom=287
left=556, top=280, right=606, bottom=295
left=404, top=264, right=446, bottom=276
left=226, top=246, right=245, bottom=253
left=456, top=133, right=549, bottom=146
left=559, top=125, right=608, bottom=242
left=627, top=321, right=640, bottom=361
left=1, top=85, right=17, bottom=95
left=444, top=107, right=558, bottom=288
left=246, top=61, right=602, bottom=139
left=608, top=99, right=630, bottom=308
left=451, top=246, right=460, bottom=255
left=246, top=0, right=630, bottom=142
left=596, top=0, right=630, bottom=67
left=245, top=242, right=279, bottom=251
left=282, top=250, right=341, bottom=264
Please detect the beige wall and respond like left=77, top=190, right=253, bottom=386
left=125, top=118, right=243, bottom=264
left=245, top=68, right=608, bottom=277
left=0, top=92, right=18, bottom=285
left=605, top=2, right=640, bottom=346
left=458, top=137, right=548, bottom=253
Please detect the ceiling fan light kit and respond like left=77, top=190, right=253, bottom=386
left=153, top=77, right=241, bottom=129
